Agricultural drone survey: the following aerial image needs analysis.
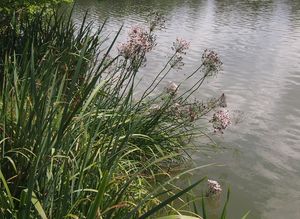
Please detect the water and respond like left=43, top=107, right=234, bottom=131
left=72, top=0, right=300, bottom=218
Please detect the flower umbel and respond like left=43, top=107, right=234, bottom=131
left=210, top=109, right=231, bottom=133
left=172, top=37, right=190, bottom=54
left=202, top=49, right=222, bottom=75
left=207, top=179, right=222, bottom=196
left=166, top=81, right=178, bottom=94
left=170, top=37, right=190, bottom=69
left=149, top=104, right=160, bottom=114
left=118, top=26, right=155, bottom=60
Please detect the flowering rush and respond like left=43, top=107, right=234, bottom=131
left=201, top=49, right=223, bottom=74
left=166, top=81, right=178, bottom=94
left=207, top=179, right=222, bottom=196
left=149, top=104, right=160, bottom=113
left=172, top=37, right=190, bottom=54
left=170, top=38, right=190, bottom=69
left=210, top=109, right=231, bottom=133
left=118, top=26, right=155, bottom=60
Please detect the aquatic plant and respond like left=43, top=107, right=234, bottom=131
left=170, top=38, right=190, bottom=69
left=118, top=26, right=155, bottom=60
left=210, top=109, right=231, bottom=133
left=207, top=179, right=222, bottom=196
left=0, top=7, right=237, bottom=219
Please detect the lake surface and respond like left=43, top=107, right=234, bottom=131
left=72, top=0, right=300, bottom=218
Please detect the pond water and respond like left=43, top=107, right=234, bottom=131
left=72, top=0, right=300, bottom=218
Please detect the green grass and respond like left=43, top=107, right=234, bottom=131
left=0, top=7, right=244, bottom=219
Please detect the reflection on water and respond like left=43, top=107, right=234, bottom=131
left=73, top=0, right=300, bottom=218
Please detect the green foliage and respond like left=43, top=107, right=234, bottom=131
left=0, top=7, right=232, bottom=219
left=0, top=0, right=71, bottom=10
left=156, top=216, right=202, bottom=219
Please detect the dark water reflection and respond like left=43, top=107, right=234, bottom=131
left=73, top=0, right=300, bottom=218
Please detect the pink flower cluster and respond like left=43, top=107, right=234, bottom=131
left=202, top=49, right=223, bottom=74
left=172, top=37, right=190, bottom=54
left=166, top=81, right=178, bottom=94
left=118, top=26, right=155, bottom=60
left=170, top=38, right=190, bottom=69
left=207, top=179, right=222, bottom=196
left=210, top=109, right=231, bottom=133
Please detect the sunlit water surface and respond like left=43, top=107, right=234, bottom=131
left=72, top=0, right=300, bottom=218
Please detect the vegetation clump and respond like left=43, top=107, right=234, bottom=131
left=0, top=4, right=233, bottom=219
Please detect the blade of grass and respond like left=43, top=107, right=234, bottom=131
left=220, top=187, right=230, bottom=219
left=138, top=178, right=206, bottom=219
